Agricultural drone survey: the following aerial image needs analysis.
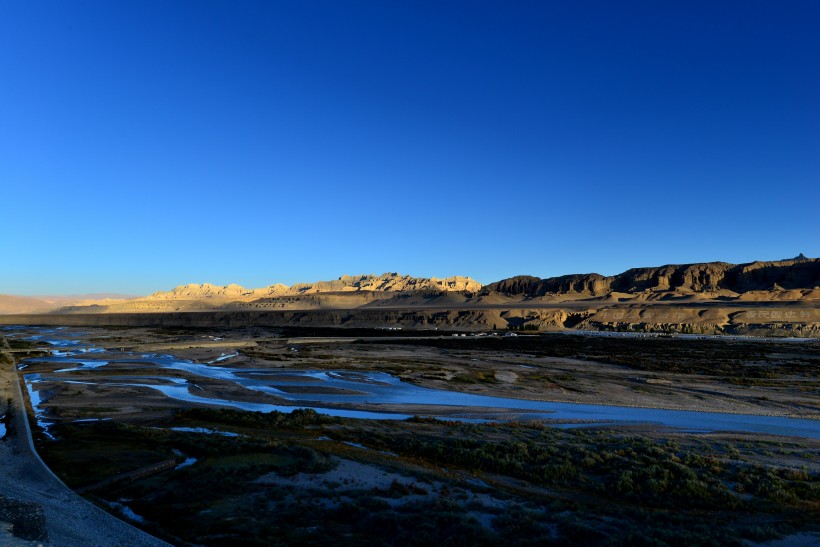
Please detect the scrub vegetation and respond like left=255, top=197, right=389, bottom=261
left=38, top=408, right=819, bottom=546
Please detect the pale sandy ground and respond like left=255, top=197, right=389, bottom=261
left=255, top=457, right=437, bottom=493
left=131, top=340, right=258, bottom=351
left=254, top=455, right=505, bottom=528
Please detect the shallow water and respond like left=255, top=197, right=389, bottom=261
left=9, top=326, right=820, bottom=439
left=168, top=427, right=240, bottom=437
left=175, top=457, right=197, bottom=470
left=107, top=501, right=145, bottom=523
left=24, top=373, right=56, bottom=439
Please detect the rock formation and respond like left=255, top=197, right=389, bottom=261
left=144, top=274, right=482, bottom=302
left=484, top=255, right=820, bottom=298
left=2, top=258, right=818, bottom=337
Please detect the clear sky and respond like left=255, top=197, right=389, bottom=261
left=1, top=1, right=818, bottom=295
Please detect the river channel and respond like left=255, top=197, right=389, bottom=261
left=5, top=326, right=820, bottom=439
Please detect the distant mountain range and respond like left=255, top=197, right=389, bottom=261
left=1, top=256, right=818, bottom=315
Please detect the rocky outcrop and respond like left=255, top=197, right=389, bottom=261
left=53, top=274, right=481, bottom=314
left=286, top=274, right=481, bottom=294
left=484, top=256, right=820, bottom=297
left=145, top=274, right=481, bottom=302
left=146, top=283, right=255, bottom=300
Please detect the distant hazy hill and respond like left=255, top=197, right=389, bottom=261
left=37, top=293, right=137, bottom=304
left=0, top=295, right=53, bottom=314
left=0, top=294, right=136, bottom=315
left=484, top=255, right=820, bottom=298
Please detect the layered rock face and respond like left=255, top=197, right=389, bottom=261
left=146, top=283, right=255, bottom=300
left=145, top=274, right=482, bottom=302
left=484, top=256, right=820, bottom=297
left=286, top=274, right=481, bottom=294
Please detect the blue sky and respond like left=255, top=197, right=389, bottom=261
left=1, top=1, right=818, bottom=295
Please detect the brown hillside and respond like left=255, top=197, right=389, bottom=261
left=484, top=256, right=820, bottom=297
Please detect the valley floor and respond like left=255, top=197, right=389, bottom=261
left=2, top=326, right=819, bottom=545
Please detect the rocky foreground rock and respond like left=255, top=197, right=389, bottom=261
left=0, top=496, right=48, bottom=543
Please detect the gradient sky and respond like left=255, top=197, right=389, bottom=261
left=1, top=1, right=818, bottom=295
